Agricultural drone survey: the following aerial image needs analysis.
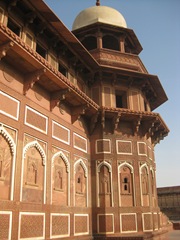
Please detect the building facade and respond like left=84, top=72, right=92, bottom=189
left=0, top=0, right=170, bottom=239
left=157, top=186, right=180, bottom=221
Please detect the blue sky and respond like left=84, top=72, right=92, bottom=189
left=44, top=0, right=180, bottom=187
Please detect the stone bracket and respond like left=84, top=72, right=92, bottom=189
left=71, top=104, right=88, bottom=123
left=133, top=115, right=142, bottom=135
left=112, top=112, right=121, bottom=133
left=50, top=88, right=70, bottom=111
left=23, top=68, right=46, bottom=95
left=0, top=41, right=14, bottom=60
left=101, top=109, right=105, bottom=130
left=90, top=112, right=99, bottom=134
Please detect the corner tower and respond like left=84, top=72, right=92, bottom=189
left=72, top=1, right=170, bottom=239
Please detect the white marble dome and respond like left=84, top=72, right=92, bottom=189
left=72, top=5, right=127, bottom=31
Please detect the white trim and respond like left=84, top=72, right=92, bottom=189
left=50, top=213, right=70, bottom=239
left=51, top=151, right=70, bottom=206
left=24, top=106, right=48, bottom=134
left=74, top=214, right=89, bottom=236
left=0, top=211, right=12, bottom=240
left=95, top=139, right=111, bottom=154
left=142, top=213, right=153, bottom=232
left=120, top=213, right=137, bottom=233
left=148, top=146, right=153, bottom=160
left=18, top=212, right=45, bottom=240
left=116, top=140, right=132, bottom=155
left=137, top=142, right=147, bottom=156
left=97, top=214, right=114, bottom=234
left=52, top=121, right=70, bottom=145
left=73, top=133, right=87, bottom=153
left=0, top=90, right=20, bottom=121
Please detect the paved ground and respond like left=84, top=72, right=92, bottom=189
left=150, top=230, right=180, bottom=240
left=167, top=230, right=180, bottom=239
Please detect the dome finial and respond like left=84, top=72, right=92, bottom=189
left=96, top=0, right=100, bottom=6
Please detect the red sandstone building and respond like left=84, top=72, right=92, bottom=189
left=0, top=0, right=170, bottom=239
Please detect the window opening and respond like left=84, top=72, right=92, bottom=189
left=36, top=42, right=46, bottom=58
left=103, top=35, right=119, bottom=51
left=82, top=36, right=97, bottom=50
left=116, top=90, right=127, bottom=108
left=59, top=64, right=67, bottom=77
left=7, top=18, right=21, bottom=36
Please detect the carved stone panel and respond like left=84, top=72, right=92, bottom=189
left=75, top=164, right=86, bottom=207
left=99, top=165, right=111, bottom=207
left=52, top=155, right=68, bottom=206
left=22, top=147, right=44, bottom=203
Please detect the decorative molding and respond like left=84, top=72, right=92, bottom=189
left=23, top=140, right=46, bottom=165
left=118, top=161, right=134, bottom=173
left=74, top=158, right=88, bottom=177
left=97, top=160, right=112, bottom=173
left=0, top=125, right=15, bottom=156
left=52, top=151, right=69, bottom=172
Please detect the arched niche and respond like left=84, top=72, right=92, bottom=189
left=0, top=125, right=16, bottom=200
left=140, top=163, right=150, bottom=206
left=74, top=159, right=88, bottom=207
left=51, top=151, right=70, bottom=206
left=118, top=162, right=135, bottom=207
left=97, top=161, right=113, bottom=207
left=102, top=35, right=119, bottom=51
left=21, top=140, right=46, bottom=204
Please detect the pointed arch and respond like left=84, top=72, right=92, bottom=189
left=0, top=125, right=15, bottom=156
left=140, top=163, right=149, bottom=174
left=0, top=125, right=16, bottom=201
left=74, top=158, right=88, bottom=177
left=23, top=140, right=46, bottom=165
left=97, top=160, right=112, bottom=173
left=52, top=151, right=69, bottom=172
left=118, top=161, right=133, bottom=173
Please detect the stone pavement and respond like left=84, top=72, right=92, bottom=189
left=167, top=230, right=180, bottom=239
left=149, top=230, right=180, bottom=240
